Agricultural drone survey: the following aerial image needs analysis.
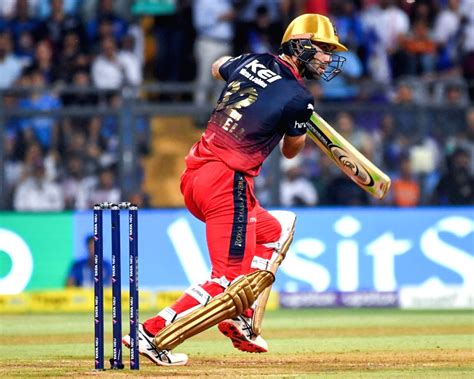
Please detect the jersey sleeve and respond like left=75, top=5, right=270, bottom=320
left=218, top=54, right=252, bottom=81
left=282, top=92, right=314, bottom=136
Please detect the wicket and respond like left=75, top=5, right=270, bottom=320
left=93, top=201, right=139, bottom=370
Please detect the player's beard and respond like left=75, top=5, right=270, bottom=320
left=302, top=58, right=327, bottom=80
left=303, top=56, right=344, bottom=81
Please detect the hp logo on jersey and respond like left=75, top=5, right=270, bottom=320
left=294, top=121, right=306, bottom=128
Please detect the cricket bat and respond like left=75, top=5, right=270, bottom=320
left=306, top=112, right=391, bottom=199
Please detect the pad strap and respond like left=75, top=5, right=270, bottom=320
left=262, top=241, right=281, bottom=250
left=185, top=285, right=212, bottom=305
left=251, top=256, right=271, bottom=270
left=157, top=307, right=177, bottom=325
left=212, top=276, right=230, bottom=289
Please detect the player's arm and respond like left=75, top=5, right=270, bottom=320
left=281, top=134, right=306, bottom=159
left=211, top=56, right=233, bottom=80
left=281, top=94, right=313, bottom=159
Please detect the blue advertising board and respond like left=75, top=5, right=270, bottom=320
left=73, top=207, right=474, bottom=292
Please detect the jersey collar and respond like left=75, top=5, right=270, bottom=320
left=274, top=54, right=303, bottom=82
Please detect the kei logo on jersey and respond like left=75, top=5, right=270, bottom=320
left=239, top=59, right=282, bottom=88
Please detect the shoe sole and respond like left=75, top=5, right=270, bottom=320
left=218, top=321, right=268, bottom=353
left=122, top=338, right=187, bottom=366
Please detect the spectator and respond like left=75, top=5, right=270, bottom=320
left=331, top=0, right=365, bottom=53
left=15, top=67, right=33, bottom=92
left=86, top=167, right=121, bottom=207
left=433, top=79, right=470, bottom=106
left=83, top=0, right=130, bottom=20
left=447, top=107, right=474, bottom=176
left=61, top=155, right=96, bottom=209
left=325, top=172, right=370, bottom=205
left=60, top=70, right=99, bottom=142
left=17, top=141, right=60, bottom=184
left=37, top=0, right=82, bottom=19
left=128, top=189, right=151, bottom=209
left=399, top=19, right=437, bottom=76
left=372, top=113, right=409, bottom=174
left=298, top=142, right=321, bottom=180
left=151, top=0, right=193, bottom=84
left=35, top=0, right=87, bottom=52
left=121, top=30, right=143, bottom=68
left=18, top=69, right=61, bottom=151
left=57, top=31, right=90, bottom=83
left=246, top=4, right=283, bottom=54
left=432, top=147, right=474, bottom=205
left=19, top=141, right=45, bottom=174
left=233, top=0, right=284, bottom=56
left=8, top=0, right=39, bottom=51
left=0, top=31, right=23, bottom=88
left=0, top=0, right=33, bottom=19
left=391, top=82, right=418, bottom=105
left=13, top=158, right=64, bottom=211
left=97, top=94, right=121, bottom=166
left=192, top=0, right=235, bottom=105
left=407, top=0, right=437, bottom=27
left=431, top=81, right=468, bottom=142
left=306, top=80, right=324, bottom=103
left=408, top=132, right=442, bottom=192
left=3, top=91, right=24, bottom=161
left=361, top=0, right=410, bottom=83
left=462, top=108, right=474, bottom=176
left=311, top=153, right=340, bottom=205
left=391, top=81, right=426, bottom=140
left=15, top=30, right=35, bottom=66
left=280, top=158, right=318, bottom=207
left=27, top=40, right=60, bottom=84
left=66, top=235, right=112, bottom=287
left=4, top=134, right=23, bottom=208
left=64, top=130, right=102, bottom=176
left=304, top=0, right=328, bottom=15
left=60, top=71, right=100, bottom=159
left=335, top=111, right=375, bottom=159
left=432, top=0, right=462, bottom=72
left=61, top=70, right=98, bottom=107
left=460, top=0, right=474, bottom=101
left=91, top=35, right=142, bottom=89
left=253, top=161, right=274, bottom=207
left=390, top=154, right=420, bottom=207
left=87, top=116, right=113, bottom=169
left=87, top=0, right=128, bottom=46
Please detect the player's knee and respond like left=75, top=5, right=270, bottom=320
left=269, top=210, right=296, bottom=235
left=264, top=210, right=297, bottom=250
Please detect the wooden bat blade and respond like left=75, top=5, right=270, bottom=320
left=307, top=112, right=391, bottom=200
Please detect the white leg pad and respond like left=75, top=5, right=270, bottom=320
left=253, top=210, right=296, bottom=336
left=263, top=210, right=297, bottom=253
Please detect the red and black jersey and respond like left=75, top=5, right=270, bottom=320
left=186, top=53, right=314, bottom=176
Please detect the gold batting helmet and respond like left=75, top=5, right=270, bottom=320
left=282, top=14, right=348, bottom=52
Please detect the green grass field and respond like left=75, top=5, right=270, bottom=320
left=1, top=309, right=473, bottom=378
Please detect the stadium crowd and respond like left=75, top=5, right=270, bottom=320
left=1, top=0, right=473, bottom=210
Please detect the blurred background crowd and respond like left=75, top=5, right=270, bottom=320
left=1, top=0, right=473, bottom=211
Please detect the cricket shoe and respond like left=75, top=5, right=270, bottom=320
left=122, top=323, right=188, bottom=366
left=218, top=315, right=268, bottom=353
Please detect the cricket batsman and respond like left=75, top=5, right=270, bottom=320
left=123, top=13, right=347, bottom=366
